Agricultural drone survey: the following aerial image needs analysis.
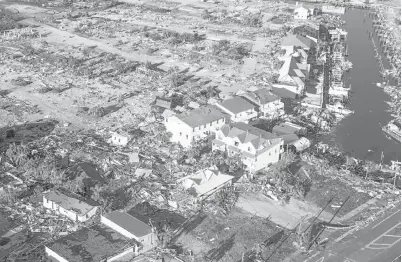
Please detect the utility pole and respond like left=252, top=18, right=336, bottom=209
left=303, top=196, right=335, bottom=234
left=308, top=196, right=350, bottom=250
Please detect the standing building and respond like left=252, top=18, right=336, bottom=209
left=240, top=88, right=285, bottom=119
left=101, top=211, right=158, bottom=252
left=164, top=105, right=229, bottom=147
left=43, top=189, right=100, bottom=222
left=212, top=122, right=284, bottom=173
left=293, top=6, right=311, bottom=20
left=215, top=96, right=258, bottom=123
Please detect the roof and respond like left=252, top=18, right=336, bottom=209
left=188, top=101, right=200, bottom=109
left=281, top=34, right=315, bottom=49
left=155, top=98, right=172, bottom=109
left=244, top=88, right=280, bottom=105
left=219, top=122, right=282, bottom=152
left=103, top=211, right=153, bottom=238
left=44, top=189, right=100, bottom=216
left=183, top=167, right=233, bottom=197
left=272, top=122, right=306, bottom=136
left=46, top=224, right=131, bottom=262
left=217, top=96, right=255, bottom=114
left=278, top=133, right=299, bottom=145
left=74, top=162, right=106, bottom=184
left=176, top=105, right=228, bottom=128
left=278, top=57, right=307, bottom=86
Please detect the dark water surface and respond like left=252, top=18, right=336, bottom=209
left=321, top=9, right=401, bottom=163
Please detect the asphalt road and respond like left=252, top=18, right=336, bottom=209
left=304, top=206, right=401, bottom=262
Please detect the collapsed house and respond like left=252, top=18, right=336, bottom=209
left=212, top=122, right=284, bottom=173
left=108, top=131, right=132, bottom=147
left=45, top=211, right=158, bottom=261
left=43, top=189, right=100, bottom=222
left=178, top=166, right=234, bottom=201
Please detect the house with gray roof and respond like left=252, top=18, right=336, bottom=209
left=164, top=105, right=229, bottom=147
left=212, top=122, right=284, bottom=172
left=215, top=96, right=258, bottom=123
left=240, top=88, right=285, bottom=119
left=275, top=57, right=310, bottom=95
left=43, top=189, right=100, bottom=222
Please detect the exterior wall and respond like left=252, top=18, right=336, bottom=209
left=261, top=101, right=285, bottom=118
left=58, top=206, right=78, bottom=221
left=254, top=143, right=282, bottom=171
left=272, top=84, right=304, bottom=95
left=77, top=207, right=98, bottom=222
left=215, top=104, right=257, bottom=123
left=45, top=246, right=69, bottom=262
left=192, top=117, right=227, bottom=139
left=165, top=116, right=227, bottom=147
left=101, top=216, right=138, bottom=240
left=138, top=233, right=158, bottom=252
left=43, top=197, right=77, bottom=221
left=165, top=116, right=194, bottom=147
left=294, top=9, right=308, bottom=19
left=107, top=247, right=134, bottom=262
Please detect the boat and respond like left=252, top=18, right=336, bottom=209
left=382, top=121, right=401, bottom=143
left=326, top=102, right=354, bottom=115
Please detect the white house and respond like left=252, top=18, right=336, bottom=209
left=178, top=166, right=234, bottom=200
left=293, top=6, right=310, bottom=20
left=215, top=96, right=258, bottom=124
left=164, top=105, right=229, bottom=148
left=109, top=131, right=131, bottom=147
left=212, top=122, right=284, bottom=173
left=241, top=88, right=285, bottom=119
left=43, top=190, right=100, bottom=222
left=101, top=211, right=158, bottom=252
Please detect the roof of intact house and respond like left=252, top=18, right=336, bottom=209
left=281, top=34, right=315, bottom=49
left=103, top=211, right=153, bottom=238
left=46, top=224, right=130, bottom=262
left=218, top=96, right=255, bottom=114
left=244, top=88, right=280, bottom=105
left=177, top=105, right=228, bottom=128
left=278, top=57, right=308, bottom=85
left=44, top=189, right=100, bottom=215
left=218, top=122, right=282, bottom=152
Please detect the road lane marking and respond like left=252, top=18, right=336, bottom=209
left=366, top=222, right=401, bottom=249
left=372, top=209, right=401, bottom=229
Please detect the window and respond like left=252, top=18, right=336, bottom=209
left=269, top=152, right=271, bottom=156
left=275, top=149, right=277, bottom=153
left=204, top=124, right=207, bottom=128
left=118, top=139, right=121, bottom=143
left=180, top=132, right=182, bottom=136
left=186, top=135, right=189, bottom=139
left=248, top=147, right=251, bottom=151
left=210, top=123, right=212, bottom=126
left=166, top=118, right=168, bottom=122
left=234, top=141, right=239, bottom=146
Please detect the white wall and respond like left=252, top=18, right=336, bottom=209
left=45, top=246, right=69, bottom=262
left=254, top=143, right=283, bottom=171
left=77, top=207, right=98, bottom=222
left=107, top=247, right=134, bottom=262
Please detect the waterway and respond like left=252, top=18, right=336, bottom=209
left=321, top=8, right=401, bottom=163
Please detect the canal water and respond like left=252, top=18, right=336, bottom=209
left=321, top=8, right=401, bottom=163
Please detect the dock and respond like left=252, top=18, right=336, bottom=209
left=370, top=37, right=385, bottom=77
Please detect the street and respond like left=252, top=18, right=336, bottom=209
left=304, top=205, right=401, bottom=262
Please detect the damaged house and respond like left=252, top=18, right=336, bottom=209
left=275, top=57, right=310, bottom=96
left=43, top=189, right=100, bottom=222
left=45, top=211, right=158, bottom=262
left=212, top=122, right=284, bottom=173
